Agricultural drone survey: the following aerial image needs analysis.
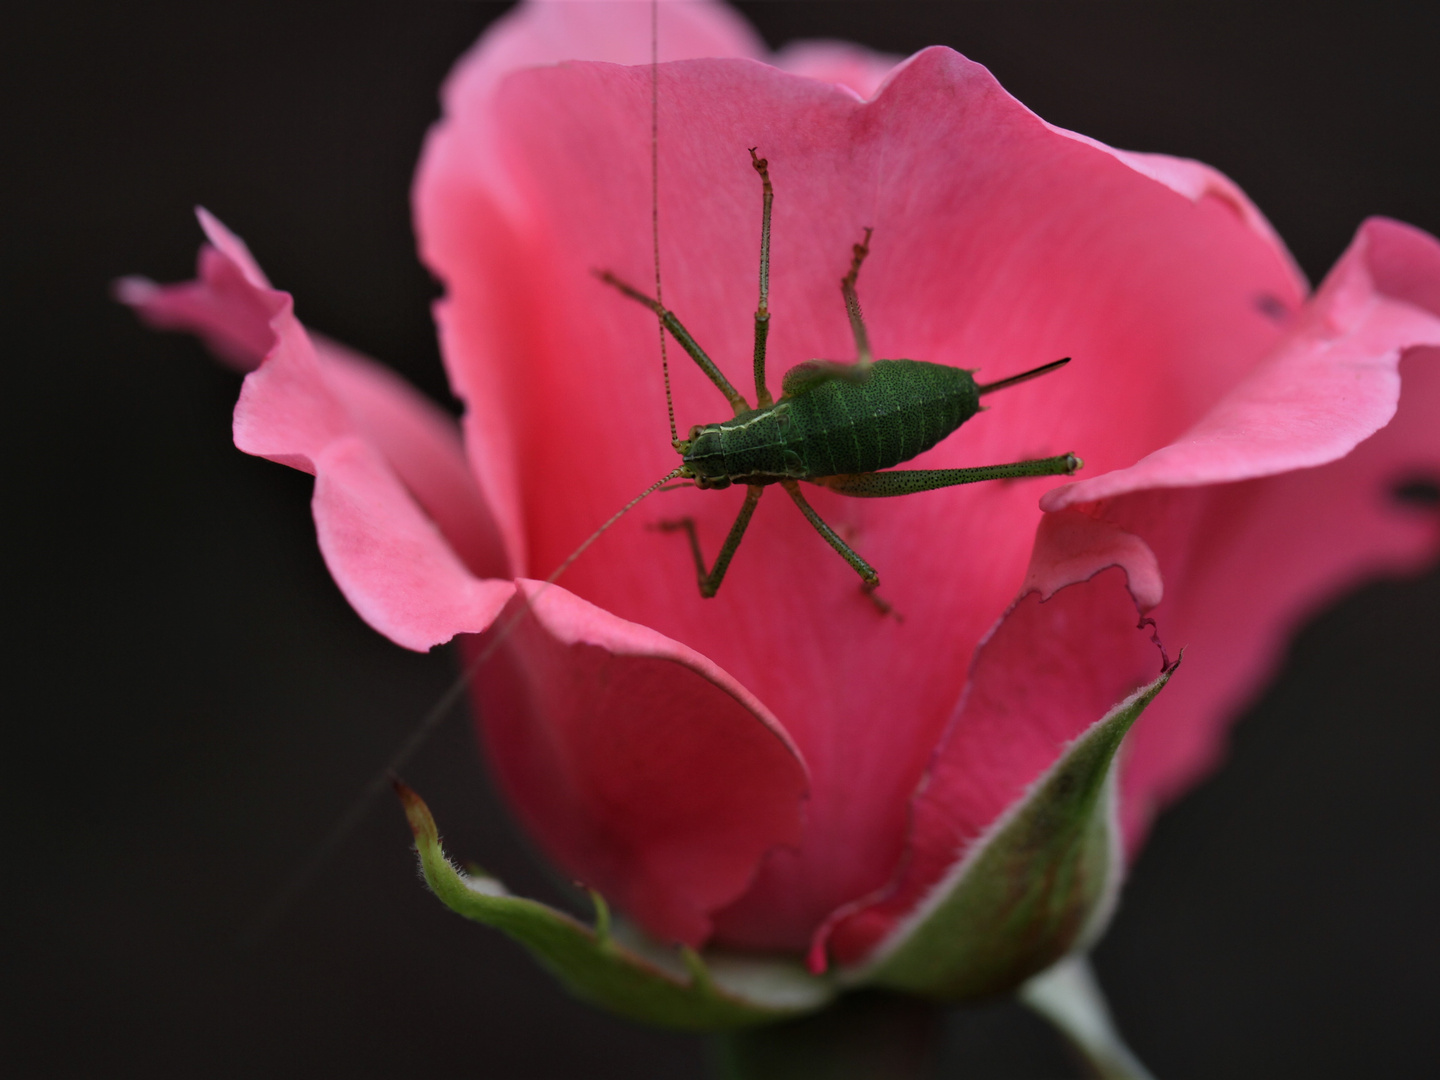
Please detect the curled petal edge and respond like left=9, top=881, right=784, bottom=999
left=121, top=210, right=509, bottom=650
left=1044, top=217, right=1440, bottom=511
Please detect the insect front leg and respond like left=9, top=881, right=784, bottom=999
left=658, top=485, right=765, bottom=597
left=595, top=270, right=750, bottom=417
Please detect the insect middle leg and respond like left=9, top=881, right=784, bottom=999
left=781, top=479, right=879, bottom=588
left=658, top=485, right=765, bottom=598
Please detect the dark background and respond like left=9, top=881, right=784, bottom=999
left=7, top=3, right=1439, bottom=1077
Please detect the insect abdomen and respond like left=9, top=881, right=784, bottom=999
left=785, top=359, right=979, bottom=477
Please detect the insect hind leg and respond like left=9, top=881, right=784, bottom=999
left=820, top=454, right=1083, bottom=498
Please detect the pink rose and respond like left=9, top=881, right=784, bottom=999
left=123, top=0, right=1440, bottom=1023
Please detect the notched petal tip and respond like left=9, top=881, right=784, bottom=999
left=1024, top=510, right=1164, bottom=612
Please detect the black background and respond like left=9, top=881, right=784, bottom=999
left=7, top=3, right=1439, bottom=1077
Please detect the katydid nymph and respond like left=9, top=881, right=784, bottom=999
left=597, top=148, right=1080, bottom=602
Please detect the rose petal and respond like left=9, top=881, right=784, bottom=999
left=308, top=334, right=504, bottom=579
left=413, top=1, right=764, bottom=578
left=451, top=0, right=764, bottom=98
left=470, top=581, right=809, bottom=946
left=116, top=209, right=276, bottom=371
left=124, top=211, right=510, bottom=649
left=825, top=561, right=1166, bottom=967
left=1041, top=218, right=1440, bottom=845
left=421, top=45, right=1317, bottom=950
left=1041, top=132, right=1307, bottom=299
left=772, top=40, right=903, bottom=100
left=1022, top=509, right=1164, bottom=612
left=312, top=438, right=513, bottom=649
left=1043, top=219, right=1440, bottom=508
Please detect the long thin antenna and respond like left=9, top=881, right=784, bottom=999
left=976, top=357, right=1071, bottom=396
left=651, top=0, right=677, bottom=446
left=239, top=465, right=685, bottom=947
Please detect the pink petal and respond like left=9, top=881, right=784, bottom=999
left=311, top=438, right=513, bottom=649
left=1041, top=133, right=1307, bottom=299
left=772, top=40, right=903, bottom=100
left=419, top=45, right=1316, bottom=950
left=1022, top=510, right=1164, bottom=612
left=308, top=334, right=503, bottom=580
left=1043, top=218, right=1440, bottom=845
left=124, top=211, right=510, bottom=650
left=470, top=581, right=808, bottom=946
left=116, top=209, right=275, bottom=371
left=825, top=554, right=1166, bottom=967
left=1043, top=219, right=1440, bottom=508
left=413, top=1, right=764, bottom=577
left=444, top=0, right=763, bottom=102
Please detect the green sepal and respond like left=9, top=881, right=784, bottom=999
left=853, top=661, right=1177, bottom=1000
left=396, top=782, right=834, bottom=1031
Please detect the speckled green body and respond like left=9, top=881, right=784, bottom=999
left=682, top=360, right=979, bottom=489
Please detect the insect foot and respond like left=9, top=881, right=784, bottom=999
left=651, top=516, right=718, bottom=597
left=863, top=580, right=903, bottom=622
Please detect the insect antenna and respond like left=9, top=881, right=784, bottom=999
left=975, top=356, right=1071, bottom=396
left=238, top=465, right=686, bottom=947
left=650, top=0, right=678, bottom=447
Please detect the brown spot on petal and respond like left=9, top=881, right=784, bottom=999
left=1391, top=474, right=1440, bottom=510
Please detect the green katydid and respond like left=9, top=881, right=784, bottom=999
left=596, top=148, right=1080, bottom=600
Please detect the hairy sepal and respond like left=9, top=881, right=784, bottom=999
left=850, top=666, right=1174, bottom=1000
left=397, top=783, right=833, bottom=1031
